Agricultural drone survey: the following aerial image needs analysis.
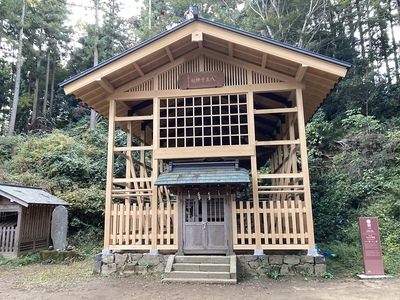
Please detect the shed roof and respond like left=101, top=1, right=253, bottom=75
left=60, top=16, right=350, bottom=128
left=0, top=184, right=69, bottom=207
left=154, top=161, right=250, bottom=186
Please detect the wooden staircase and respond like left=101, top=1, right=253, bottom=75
left=162, top=255, right=237, bottom=284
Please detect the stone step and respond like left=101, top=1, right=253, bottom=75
left=173, top=263, right=230, bottom=272
left=163, top=255, right=237, bottom=284
left=174, top=255, right=230, bottom=264
left=163, top=270, right=232, bottom=280
left=161, top=278, right=237, bottom=285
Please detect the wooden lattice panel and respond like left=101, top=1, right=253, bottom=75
left=127, top=79, right=154, bottom=92
left=204, top=56, right=248, bottom=86
left=158, top=57, right=200, bottom=90
left=252, top=71, right=281, bottom=84
left=159, top=94, right=249, bottom=148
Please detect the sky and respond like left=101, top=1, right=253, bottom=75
left=67, top=0, right=144, bottom=26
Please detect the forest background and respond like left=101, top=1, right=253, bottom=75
left=1, top=0, right=400, bottom=276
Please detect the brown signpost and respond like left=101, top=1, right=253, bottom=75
left=178, top=71, right=224, bottom=89
left=359, top=217, right=384, bottom=276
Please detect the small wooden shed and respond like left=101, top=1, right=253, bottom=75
left=0, top=184, right=69, bottom=258
left=60, top=15, right=350, bottom=255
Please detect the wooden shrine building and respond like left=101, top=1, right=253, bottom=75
left=61, top=15, right=350, bottom=255
left=0, top=184, right=69, bottom=257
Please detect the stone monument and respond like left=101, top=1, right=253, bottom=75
left=51, top=205, right=68, bottom=250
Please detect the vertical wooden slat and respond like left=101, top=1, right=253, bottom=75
left=283, top=200, right=290, bottom=243
left=173, top=200, right=178, bottom=245
left=298, top=201, right=306, bottom=244
left=131, top=204, right=137, bottom=244
left=232, top=201, right=238, bottom=245
left=276, top=200, right=283, bottom=244
left=159, top=201, right=164, bottom=245
left=111, top=204, right=117, bottom=245
left=270, top=200, right=276, bottom=244
left=166, top=201, right=171, bottom=244
left=262, top=201, right=269, bottom=243
left=138, top=203, right=143, bottom=244
left=245, top=201, right=252, bottom=244
left=290, top=200, right=298, bottom=244
left=151, top=96, right=159, bottom=251
left=145, top=203, right=150, bottom=245
left=239, top=201, right=245, bottom=244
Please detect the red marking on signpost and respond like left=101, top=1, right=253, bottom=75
left=359, top=217, right=384, bottom=276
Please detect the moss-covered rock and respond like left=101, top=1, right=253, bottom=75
left=40, top=250, right=81, bottom=261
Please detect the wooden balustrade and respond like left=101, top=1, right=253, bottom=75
left=233, top=198, right=309, bottom=250
left=0, top=225, right=16, bottom=254
left=108, top=200, right=178, bottom=250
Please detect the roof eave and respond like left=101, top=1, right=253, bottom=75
left=60, top=17, right=351, bottom=90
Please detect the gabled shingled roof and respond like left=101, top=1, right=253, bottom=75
left=60, top=16, right=350, bottom=132
left=0, top=184, right=69, bottom=207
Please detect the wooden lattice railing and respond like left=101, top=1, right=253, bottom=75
left=0, top=223, right=16, bottom=255
left=233, top=198, right=310, bottom=250
left=109, top=200, right=178, bottom=250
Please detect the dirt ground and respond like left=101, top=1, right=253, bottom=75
left=1, top=260, right=399, bottom=300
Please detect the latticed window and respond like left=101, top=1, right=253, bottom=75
left=159, top=94, right=248, bottom=148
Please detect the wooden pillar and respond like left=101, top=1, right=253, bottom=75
left=295, top=89, right=316, bottom=252
left=248, top=91, right=262, bottom=254
left=104, top=99, right=116, bottom=250
left=150, top=97, right=159, bottom=254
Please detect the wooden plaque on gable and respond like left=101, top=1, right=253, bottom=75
left=179, top=71, right=224, bottom=89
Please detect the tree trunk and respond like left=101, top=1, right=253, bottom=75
left=31, top=56, right=42, bottom=123
left=8, top=0, right=25, bottom=136
left=355, top=0, right=366, bottom=58
left=389, top=1, right=400, bottom=82
left=42, top=50, right=50, bottom=115
left=49, top=52, right=56, bottom=114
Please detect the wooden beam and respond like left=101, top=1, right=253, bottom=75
left=104, top=98, right=116, bottom=250
left=289, top=65, right=308, bottom=101
left=114, top=146, right=153, bottom=151
left=254, top=107, right=298, bottom=114
left=95, top=78, right=115, bottom=94
left=114, top=151, right=152, bottom=170
left=191, top=30, right=203, bottom=42
left=165, top=46, right=174, bottom=62
left=114, top=115, right=153, bottom=122
left=108, top=81, right=304, bottom=101
left=228, top=42, right=234, bottom=58
left=133, top=62, right=145, bottom=77
left=202, top=48, right=294, bottom=82
left=295, top=88, right=315, bottom=249
left=195, top=22, right=349, bottom=77
left=153, top=145, right=255, bottom=160
left=63, top=25, right=196, bottom=94
left=255, top=140, right=300, bottom=146
left=295, top=65, right=308, bottom=82
left=257, top=173, right=303, bottom=179
left=261, top=53, right=268, bottom=68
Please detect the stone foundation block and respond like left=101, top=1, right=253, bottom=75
left=284, top=255, right=300, bottom=265
left=269, top=255, right=283, bottom=265
left=314, top=255, right=326, bottom=264
left=102, top=263, right=117, bottom=275
left=102, top=254, right=114, bottom=264
left=114, top=253, right=127, bottom=266
left=300, top=255, right=314, bottom=264
left=314, top=264, right=326, bottom=275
